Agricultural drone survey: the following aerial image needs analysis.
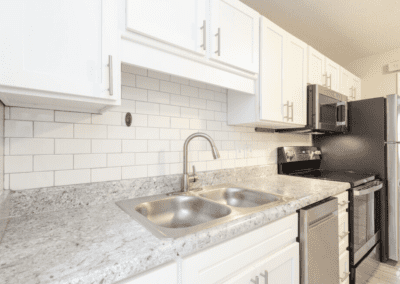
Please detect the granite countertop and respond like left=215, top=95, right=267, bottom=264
left=0, top=175, right=350, bottom=284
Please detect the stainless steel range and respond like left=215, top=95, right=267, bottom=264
left=278, top=146, right=383, bottom=284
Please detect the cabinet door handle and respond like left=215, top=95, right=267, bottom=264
left=260, top=270, right=269, bottom=284
left=339, top=231, right=350, bottom=239
left=108, top=55, right=113, bottom=96
left=328, top=74, right=332, bottom=89
left=353, top=87, right=356, bottom=99
left=322, top=72, right=327, bottom=86
left=283, top=101, right=290, bottom=121
left=290, top=102, right=294, bottom=121
left=201, top=20, right=206, bottom=51
left=340, top=272, right=350, bottom=282
left=215, top=28, right=221, bottom=56
left=349, top=86, right=353, bottom=99
left=251, top=276, right=259, bottom=284
left=339, top=200, right=350, bottom=206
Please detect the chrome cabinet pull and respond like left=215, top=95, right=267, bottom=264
left=215, top=28, right=221, bottom=56
left=290, top=102, right=294, bottom=121
left=260, top=270, right=269, bottom=284
left=328, top=74, right=332, bottom=89
left=350, top=86, right=353, bottom=99
left=283, top=101, right=290, bottom=121
left=340, top=272, right=350, bottom=282
left=322, top=72, right=327, bottom=86
left=251, top=276, right=259, bottom=284
left=339, top=200, right=350, bottom=206
left=108, top=55, right=113, bottom=96
left=339, top=231, right=350, bottom=239
left=353, top=87, right=356, bottom=99
left=201, top=20, right=206, bottom=50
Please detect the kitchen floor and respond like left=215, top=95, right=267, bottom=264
left=365, top=259, right=400, bottom=283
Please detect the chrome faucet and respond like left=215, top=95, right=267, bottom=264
left=182, top=132, right=220, bottom=192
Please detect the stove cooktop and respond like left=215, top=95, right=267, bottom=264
left=288, top=169, right=376, bottom=187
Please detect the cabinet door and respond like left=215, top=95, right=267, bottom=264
left=253, top=242, right=300, bottom=284
left=259, top=17, right=285, bottom=122
left=353, top=76, right=361, bottom=100
left=308, top=46, right=326, bottom=86
left=117, top=261, right=177, bottom=284
left=0, top=0, right=119, bottom=101
left=340, top=68, right=353, bottom=100
left=325, top=57, right=341, bottom=92
left=284, top=34, right=308, bottom=126
left=210, top=0, right=259, bottom=73
left=126, top=0, right=206, bottom=55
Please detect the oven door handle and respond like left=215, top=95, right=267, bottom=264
left=353, top=183, right=383, bottom=196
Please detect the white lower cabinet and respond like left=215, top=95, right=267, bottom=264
left=181, top=213, right=298, bottom=284
left=116, top=261, right=177, bottom=284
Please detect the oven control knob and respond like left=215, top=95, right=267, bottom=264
left=286, top=151, right=295, bottom=161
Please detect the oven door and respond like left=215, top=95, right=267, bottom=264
left=313, top=85, right=348, bottom=132
left=349, top=180, right=383, bottom=265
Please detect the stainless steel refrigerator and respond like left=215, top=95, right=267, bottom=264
left=387, top=94, right=400, bottom=261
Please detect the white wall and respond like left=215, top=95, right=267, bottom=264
left=346, top=47, right=400, bottom=99
left=3, top=65, right=311, bottom=190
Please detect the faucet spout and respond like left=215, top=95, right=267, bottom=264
left=182, top=132, right=220, bottom=192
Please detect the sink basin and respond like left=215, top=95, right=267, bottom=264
left=134, top=196, right=231, bottom=228
left=200, top=187, right=280, bottom=208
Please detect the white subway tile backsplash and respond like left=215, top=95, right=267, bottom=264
left=148, top=115, right=170, bottom=128
left=34, top=155, right=73, bottom=171
left=55, top=169, right=91, bottom=186
left=122, top=140, right=147, bottom=153
left=148, top=164, right=169, bottom=177
left=170, top=94, right=190, bottom=107
left=74, top=154, right=107, bottom=169
left=190, top=98, right=207, bottom=109
left=136, top=127, right=159, bottom=140
left=10, top=171, right=54, bottom=190
left=74, top=124, right=106, bottom=139
left=122, top=86, right=148, bottom=102
left=136, top=101, right=160, bottom=115
left=181, top=107, right=199, bottom=119
left=35, top=122, right=73, bottom=138
left=91, top=167, right=121, bottom=182
left=181, top=85, right=198, bottom=98
left=92, top=112, right=121, bottom=126
left=122, top=165, right=148, bottom=179
left=121, top=72, right=136, bottom=87
left=148, top=91, right=170, bottom=104
left=136, top=153, right=159, bottom=165
left=160, top=81, right=180, bottom=95
left=10, top=138, right=54, bottom=155
left=148, top=140, right=170, bottom=152
left=171, top=117, right=189, bottom=129
left=5, top=120, right=33, bottom=137
left=108, top=126, right=136, bottom=139
left=121, top=64, right=147, bottom=76
left=160, top=129, right=180, bottom=140
left=136, top=75, right=159, bottom=91
left=107, top=153, right=135, bottom=167
left=4, top=65, right=311, bottom=190
left=160, top=105, right=180, bottom=117
left=10, top=107, right=54, bottom=122
left=148, top=69, right=170, bottom=81
left=55, top=111, right=91, bottom=124
left=55, top=139, right=90, bottom=154
left=92, top=140, right=121, bottom=153
left=5, top=156, right=32, bottom=173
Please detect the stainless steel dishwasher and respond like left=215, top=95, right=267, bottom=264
left=299, top=197, right=339, bottom=284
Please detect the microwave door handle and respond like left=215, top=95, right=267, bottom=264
left=336, top=101, right=347, bottom=127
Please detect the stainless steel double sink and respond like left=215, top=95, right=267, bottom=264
left=116, top=184, right=293, bottom=239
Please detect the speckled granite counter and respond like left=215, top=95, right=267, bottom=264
left=0, top=175, right=350, bottom=284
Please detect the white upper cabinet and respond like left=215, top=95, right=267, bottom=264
left=353, top=76, right=362, bottom=100
left=209, top=0, right=260, bottom=73
left=340, top=67, right=353, bottom=99
left=284, top=34, right=308, bottom=125
left=259, top=18, right=285, bottom=123
left=0, top=0, right=120, bottom=113
left=308, top=47, right=326, bottom=86
left=325, top=57, right=341, bottom=92
left=126, top=0, right=206, bottom=56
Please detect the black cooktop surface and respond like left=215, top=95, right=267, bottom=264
left=288, top=169, right=376, bottom=187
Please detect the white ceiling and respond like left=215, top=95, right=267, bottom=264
left=240, top=0, right=400, bottom=66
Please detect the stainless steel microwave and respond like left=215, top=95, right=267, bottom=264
left=276, top=85, right=348, bottom=134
